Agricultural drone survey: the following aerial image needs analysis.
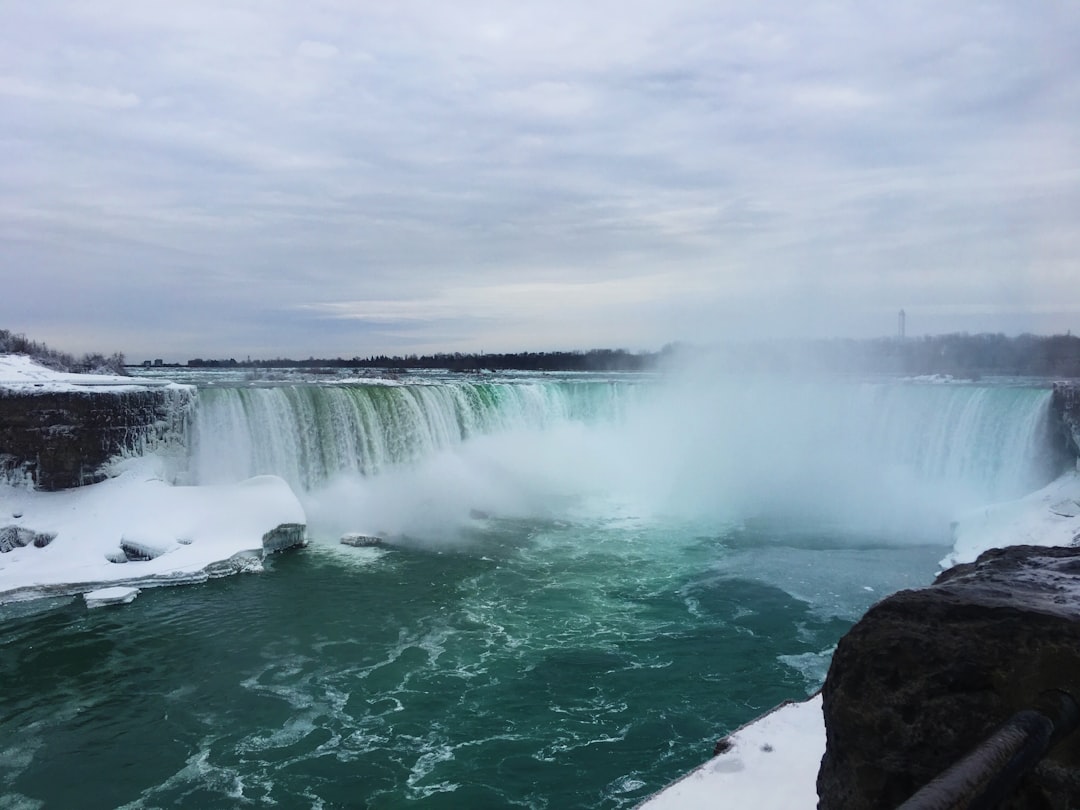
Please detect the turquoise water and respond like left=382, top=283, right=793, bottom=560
left=0, top=517, right=943, bottom=809
left=0, top=373, right=1060, bottom=808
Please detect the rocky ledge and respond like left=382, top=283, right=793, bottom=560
left=818, top=544, right=1080, bottom=809
left=0, top=386, right=193, bottom=490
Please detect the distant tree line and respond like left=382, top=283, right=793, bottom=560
left=7, top=329, right=1074, bottom=378
left=187, top=348, right=657, bottom=372
left=0, top=328, right=127, bottom=375
left=185, top=334, right=1080, bottom=377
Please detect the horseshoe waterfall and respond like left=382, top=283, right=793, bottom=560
left=1, top=370, right=1071, bottom=809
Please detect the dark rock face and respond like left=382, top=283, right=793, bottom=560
left=818, top=545, right=1080, bottom=809
left=0, top=387, right=192, bottom=490
left=1054, top=383, right=1080, bottom=462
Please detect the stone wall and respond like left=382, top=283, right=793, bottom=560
left=0, top=387, right=193, bottom=490
left=818, top=545, right=1080, bottom=809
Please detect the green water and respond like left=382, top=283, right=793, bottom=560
left=0, top=517, right=944, bottom=809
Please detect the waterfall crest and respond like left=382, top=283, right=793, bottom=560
left=186, top=376, right=1062, bottom=537
left=191, top=381, right=634, bottom=489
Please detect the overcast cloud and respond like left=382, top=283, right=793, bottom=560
left=1, top=1, right=1078, bottom=360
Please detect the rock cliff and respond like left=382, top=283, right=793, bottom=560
left=0, top=386, right=193, bottom=490
left=817, top=545, right=1080, bottom=809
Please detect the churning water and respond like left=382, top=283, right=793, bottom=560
left=0, top=370, right=1064, bottom=808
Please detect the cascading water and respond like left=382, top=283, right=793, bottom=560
left=190, top=381, right=636, bottom=490
left=188, top=375, right=1059, bottom=541
left=3, top=371, right=1069, bottom=810
left=609, top=377, right=1060, bottom=536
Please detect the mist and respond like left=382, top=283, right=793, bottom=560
left=186, top=369, right=1063, bottom=549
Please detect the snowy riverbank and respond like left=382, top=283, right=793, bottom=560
left=0, top=356, right=307, bottom=603
left=943, top=469, right=1080, bottom=568
left=0, top=354, right=178, bottom=391
left=0, top=458, right=306, bottom=603
left=639, top=468, right=1080, bottom=809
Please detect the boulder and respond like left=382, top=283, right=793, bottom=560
left=818, top=545, right=1080, bottom=809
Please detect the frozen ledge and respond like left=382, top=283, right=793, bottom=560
left=637, top=695, right=823, bottom=810
left=944, top=470, right=1080, bottom=569
left=84, top=586, right=140, bottom=608
left=0, top=466, right=306, bottom=604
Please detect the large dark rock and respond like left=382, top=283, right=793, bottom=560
left=0, top=387, right=193, bottom=490
left=818, top=545, right=1080, bottom=809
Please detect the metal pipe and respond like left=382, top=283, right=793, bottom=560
left=896, top=690, right=1080, bottom=810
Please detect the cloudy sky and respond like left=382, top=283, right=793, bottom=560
left=2, top=1, right=1078, bottom=361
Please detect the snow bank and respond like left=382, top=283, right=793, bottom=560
left=637, top=695, right=823, bottom=810
left=943, top=470, right=1080, bottom=569
left=0, top=459, right=306, bottom=603
left=0, top=354, right=178, bottom=392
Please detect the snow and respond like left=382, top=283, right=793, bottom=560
left=0, top=354, right=179, bottom=392
left=637, top=695, right=823, bottom=810
left=84, top=586, right=140, bottom=607
left=0, top=457, right=306, bottom=603
left=942, top=470, right=1080, bottom=569
left=332, top=376, right=404, bottom=386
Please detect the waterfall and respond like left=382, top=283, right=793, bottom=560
left=184, top=375, right=1063, bottom=541
left=618, top=377, right=1061, bottom=534
left=190, top=381, right=636, bottom=489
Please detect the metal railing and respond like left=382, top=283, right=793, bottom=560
left=897, top=690, right=1080, bottom=810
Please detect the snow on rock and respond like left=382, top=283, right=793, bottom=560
left=0, top=459, right=306, bottom=603
left=84, top=586, right=139, bottom=608
left=637, top=695, right=823, bottom=810
left=943, top=470, right=1080, bottom=569
left=0, top=354, right=178, bottom=392
left=341, top=532, right=384, bottom=547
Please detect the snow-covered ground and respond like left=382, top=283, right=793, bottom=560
left=638, top=469, right=1080, bottom=809
left=0, top=353, right=178, bottom=391
left=638, top=695, right=823, bottom=809
left=943, top=469, right=1080, bottom=568
left=0, top=457, right=305, bottom=603
left=0, top=355, right=305, bottom=604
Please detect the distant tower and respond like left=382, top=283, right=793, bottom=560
left=898, top=309, right=906, bottom=339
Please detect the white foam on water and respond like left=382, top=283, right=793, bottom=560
left=777, top=647, right=836, bottom=694
left=117, top=744, right=248, bottom=809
